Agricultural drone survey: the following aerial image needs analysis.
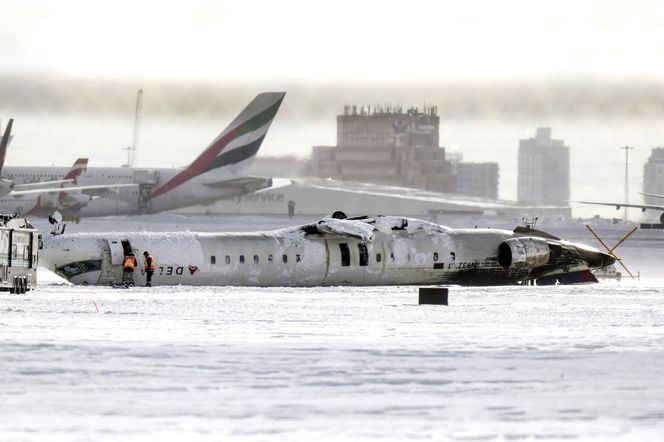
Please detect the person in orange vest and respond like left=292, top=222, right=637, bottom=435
left=122, top=252, right=138, bottom=287
left=143, top=251, right=155, bottom=287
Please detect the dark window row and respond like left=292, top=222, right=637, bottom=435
left=340, top=243, right=442, bottom=266
left=210, top=253, right=301, bottom=265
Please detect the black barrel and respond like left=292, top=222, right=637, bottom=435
left=419, top=287, right=448, bottom=305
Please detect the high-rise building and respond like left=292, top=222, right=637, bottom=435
left=518, top=127, right=570, bottom=206
left=454, top=162, right=499, bottom=199
left=643, top=147, right=664, bottom=204
left=311, top=104, right=454, bottom=192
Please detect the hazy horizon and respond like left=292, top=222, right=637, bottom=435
left=2, top=0, right=663, bottom=220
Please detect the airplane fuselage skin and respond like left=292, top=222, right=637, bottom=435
left=2, top=166, right=268, bottom=216
left=40, top=216, right=614, bottom=287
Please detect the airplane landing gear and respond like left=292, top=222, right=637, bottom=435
left=138, top=184, right=153, bottom=214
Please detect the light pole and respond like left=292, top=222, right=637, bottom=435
left=620, top=145, right=634, bottom=222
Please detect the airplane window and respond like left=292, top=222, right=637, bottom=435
left=282, top=254, right=288, bottom=263
left=296, top=254, right=301, bottom=262
left=254, top=255, right=259, bottom=264
left=339, top=243, right=350, bottom=267
left=433, top=252, right=439, bottom=262
left=376, top=253, right=382, bottom=263
left=390, top=252, right=395, bottom=261
left=211, top=255, right=216, bottom=265
left=56, top=263, right=82, bottom=277
left=78, top=260, right=102, bottom=273
left=268, top=254, right=273, bottom=263
left=225, top=255, right=231, bottom=264
left=239, top=255, right=245, bottom=264
left=358, top=243, right=368, bottom=266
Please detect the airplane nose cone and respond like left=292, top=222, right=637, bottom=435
left=572, top=243, right=616, bottom=269
left=585, top=249, right=616, bottom=269
left=599, top=251, right=616, bottom=268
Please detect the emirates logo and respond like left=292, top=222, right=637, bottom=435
left=188, top=265, right=199, bottom=275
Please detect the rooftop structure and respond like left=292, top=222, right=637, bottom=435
left=312, top=104, right=452, bottom=192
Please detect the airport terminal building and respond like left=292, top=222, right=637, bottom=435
left=177, top=177, right=572, bottom=223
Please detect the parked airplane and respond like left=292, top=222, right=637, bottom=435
left=40, top=212, right=615, bottom=287
left=24, top=158, right=92, bottom=215
left=0, top=121, right=136, bottom=210
left=580, top=195, right=664, bottom=223
left=3, top=92, right=285, bottom=217
left=0, top=119, right=76, bottom=197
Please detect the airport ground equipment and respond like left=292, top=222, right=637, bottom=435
left=0, top=214, right=38, bottom=293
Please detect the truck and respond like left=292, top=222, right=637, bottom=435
left=0, top=214, right=38, bottom=293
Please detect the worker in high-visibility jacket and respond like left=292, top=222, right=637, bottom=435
left=122, top=252, right=138, bottom=287
left=143, top=251, right=156, bottom=287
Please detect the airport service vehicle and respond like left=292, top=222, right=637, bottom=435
left=0, top=214, right=38, bottom=293
left=40, top=213, right=615, bottom=287
left=2, top=92, right=285, bottom=216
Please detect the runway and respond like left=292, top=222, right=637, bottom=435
left=1, top=269, right=663, bottom=441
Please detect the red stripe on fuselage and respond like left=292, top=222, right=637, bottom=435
left=149, top=125, right=243, bottom=199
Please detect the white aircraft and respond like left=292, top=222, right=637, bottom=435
left=0, top=121, right=138, bottom=212
left=40, top=212, right=615, bottom=287
left=2, top=92, right=285, bottom=217
left=580, top=193, right=664, bottom=224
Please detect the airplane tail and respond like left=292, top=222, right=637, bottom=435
left=0, top=119, right=14, bottom=173
left=150, top=92, right=285, bottom=199
left=58, top=158, right=90, bottom=207
left=61, top=158, right=88, bottom=186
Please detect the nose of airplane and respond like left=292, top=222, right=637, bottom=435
left=598, top=251, right=616, bottom=268
left=575, top=245, right=616, bottom=269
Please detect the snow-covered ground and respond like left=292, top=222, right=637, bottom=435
left=2, top=269, right=664, bottom=441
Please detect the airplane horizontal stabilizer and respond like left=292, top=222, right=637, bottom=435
left=202, top=176, right=272, bottom=191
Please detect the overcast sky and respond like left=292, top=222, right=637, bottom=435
left=2, top=0, right=663, bottom=82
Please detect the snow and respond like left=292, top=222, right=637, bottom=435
left=1, top=269, right=664, bottom=441
left=315, top=217, right=376, bottom=242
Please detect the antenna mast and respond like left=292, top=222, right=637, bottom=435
left=123, top=89, right=143, bottom=167
left=620, top=145, right=634, bottom=222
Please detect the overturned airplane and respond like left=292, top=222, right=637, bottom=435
left=40, top=213, right=615, bottom=287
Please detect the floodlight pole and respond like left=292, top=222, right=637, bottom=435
left=620, top=146, right=634, bottom=222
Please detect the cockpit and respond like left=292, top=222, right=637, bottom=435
left=55, top=259, right=102, bottom=280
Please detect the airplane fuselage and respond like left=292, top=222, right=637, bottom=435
left=40, top=216, right=614, bottom=287
left=2, top=166, right=269, bottom=216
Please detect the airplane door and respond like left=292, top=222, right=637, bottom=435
left=106, top=239, right=126, bottom=265
left=99, top=239, right=132, bottom=285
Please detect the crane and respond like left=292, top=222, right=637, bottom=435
left=123, top=89, right=143, bottom=167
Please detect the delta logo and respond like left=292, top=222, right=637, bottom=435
left=188, top=265, right=199, bottom=275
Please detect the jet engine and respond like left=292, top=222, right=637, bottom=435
left=0, top=178, right=15, bottom=197
left=497, top=237, right=550, bottom=271
left=58, top=192, right=94, bottom=209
